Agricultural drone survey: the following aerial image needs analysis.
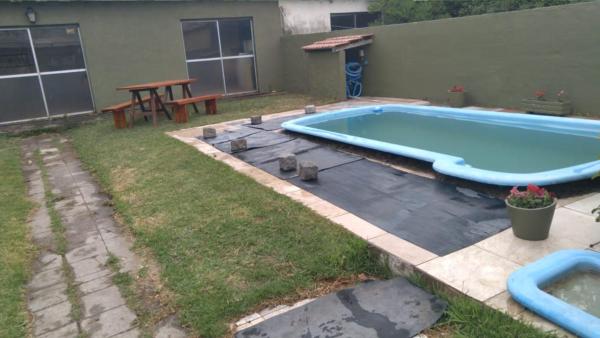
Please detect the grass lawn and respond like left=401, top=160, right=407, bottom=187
left=0, top=137, right=34, bottom=338
left=66, top=93, right=555, bottom=337
left=68, top=93, right=389, bottom=337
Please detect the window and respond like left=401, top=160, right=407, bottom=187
left=331, top=12, right=381, bottom=31
left=0, top=26, right=94, bottom=124
left=182, top=18, right=257, bottom=96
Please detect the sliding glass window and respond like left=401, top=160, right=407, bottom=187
left=0, top=25, right=94, bottom=124
left=181, top=18, right=257, bottom=96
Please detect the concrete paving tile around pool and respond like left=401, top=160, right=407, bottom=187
left=563, top=193, right=600, bottom=216
left=418, top=245, right=521, bottom=302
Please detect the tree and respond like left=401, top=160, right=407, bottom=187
left=369, top=0, right=587, bottom=25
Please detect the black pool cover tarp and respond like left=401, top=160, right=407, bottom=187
left=256, top=147, right=362, bottom=179
left=235, top=278, right=447, bottom=338
left=214, top=131, right=295, bottom=153
left=233, top=138, right=321, bottom=164
left=199, top=126, right=261, bottom=145
left=290, top=159, right=509, bottom=256
left=204, top=128, right=510, bottom=256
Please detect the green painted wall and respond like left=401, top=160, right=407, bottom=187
left=281, top=46, right=346, bottom=99
left=282, top=2, right=600, bottom=115
left=0, top=1, right=284, bottom=110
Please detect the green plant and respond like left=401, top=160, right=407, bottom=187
left=506, top=184, right=555, bottom=209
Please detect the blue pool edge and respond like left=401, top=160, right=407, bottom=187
left=281, top=104, right=600, bottom=186
left=507, top=249, right=600, bottom=338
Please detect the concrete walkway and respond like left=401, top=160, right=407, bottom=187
left=22, top=135, right=185, bottom=338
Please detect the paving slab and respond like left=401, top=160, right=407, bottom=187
left=33, top=252, right=63, bottom=273
left=71, top=256, right=108, bottom=281
left=563, top=193, right=600, bottom=215
left=38, top=322, right=79, bottom=338
left=235, top=278, right=446, bottom=338
left=33, top=300, right=73, bottom=336
left=65, top=241, right=108, bottom=264
left=28, top=267, right=65, bottom=292
left=475, top=228, right=585, bottom=266
left=79, top=275, right=114, bottom=295
left=81, top=305, right=137, bottom=338
left=419, top=245, right=521, bottom=302
left=81, top=285, right=126, bottom=318
left=28, top=283, right=69, bottom=312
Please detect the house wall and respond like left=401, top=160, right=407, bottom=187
left=0, top=1, right=284, bottom=110
left=282, top=2, right=600, bottom=115
left=279, top=0, right=370, bottom=35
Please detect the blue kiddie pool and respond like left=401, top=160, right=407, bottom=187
left=282, top=104, right=600, bottom=186
left=508, top=249, right=600, bottom=338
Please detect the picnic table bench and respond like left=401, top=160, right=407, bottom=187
left=102, top=95, right=157, bottom=129
left=103, top=79, right=222, bottom=128
left=165, top=94, right=222, bottom=123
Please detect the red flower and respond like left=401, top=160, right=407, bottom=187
left=449, top=85, right=464, bottom=93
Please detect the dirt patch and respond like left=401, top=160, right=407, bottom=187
left=111, top=166, right=137, bottom=193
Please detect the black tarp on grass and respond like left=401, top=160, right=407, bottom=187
left=233, top=138, right=320, bottom=165
left=236, top=278, right=447, bottom=338
left=198, top=126, right=261, bottom=145
left=290, top=159, right=510, bottom=256
left=256, top=147, right=362, bottom=179
left=213, top=131, right=295, bottom=153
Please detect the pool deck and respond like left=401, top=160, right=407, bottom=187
left=167, top=97, right=599, bottom=337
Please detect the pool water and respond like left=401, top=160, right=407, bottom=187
left=309, top=112, right=599, bottom=174
left=544, top=269, right=600, bottom=318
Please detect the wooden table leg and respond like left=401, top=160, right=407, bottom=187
left=153, top=89, right=171, bottom=120
left=150, top=90, right=157, bottom=127
left=165, top=86, right=174, bottom=101
left=183, top=84, right=200, bottom=114
left=129, top=92, right=137, bottom=128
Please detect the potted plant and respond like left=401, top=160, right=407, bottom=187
left=447, top=85, right=465, bottom=107
left=521, top=89, right=572, bottom=116
left=506, top=184, right=557, bottom=240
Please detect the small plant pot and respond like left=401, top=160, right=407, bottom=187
left=521, top=98, right=571, bottom=116
left=505, top=199, right=557, bottom=241
left=447, top=92, right=466, bottom=108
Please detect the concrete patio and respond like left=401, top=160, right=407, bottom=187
left=168, top=97, right=599, bottom=337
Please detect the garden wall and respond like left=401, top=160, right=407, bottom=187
left=282, top=2, right=600, bottom=115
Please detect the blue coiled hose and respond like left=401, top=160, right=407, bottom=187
left=345, top=62, right=362, bottom=98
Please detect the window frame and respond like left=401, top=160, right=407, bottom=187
left=180, top=17, right=258, bottom=96
left=0, top=25, right=95, bottom=124
left=330, top=11, right=381, bottom=31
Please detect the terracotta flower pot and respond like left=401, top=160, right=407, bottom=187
left=505, top=199, right=557, bottom=241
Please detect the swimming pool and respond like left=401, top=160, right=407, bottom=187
left=281, top=104, right=600, bottom=186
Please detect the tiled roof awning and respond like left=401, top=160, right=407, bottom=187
left=302, top=34, right=374, bottom=52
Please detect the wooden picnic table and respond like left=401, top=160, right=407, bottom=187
left=117, top=78, right=200, bottom=127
